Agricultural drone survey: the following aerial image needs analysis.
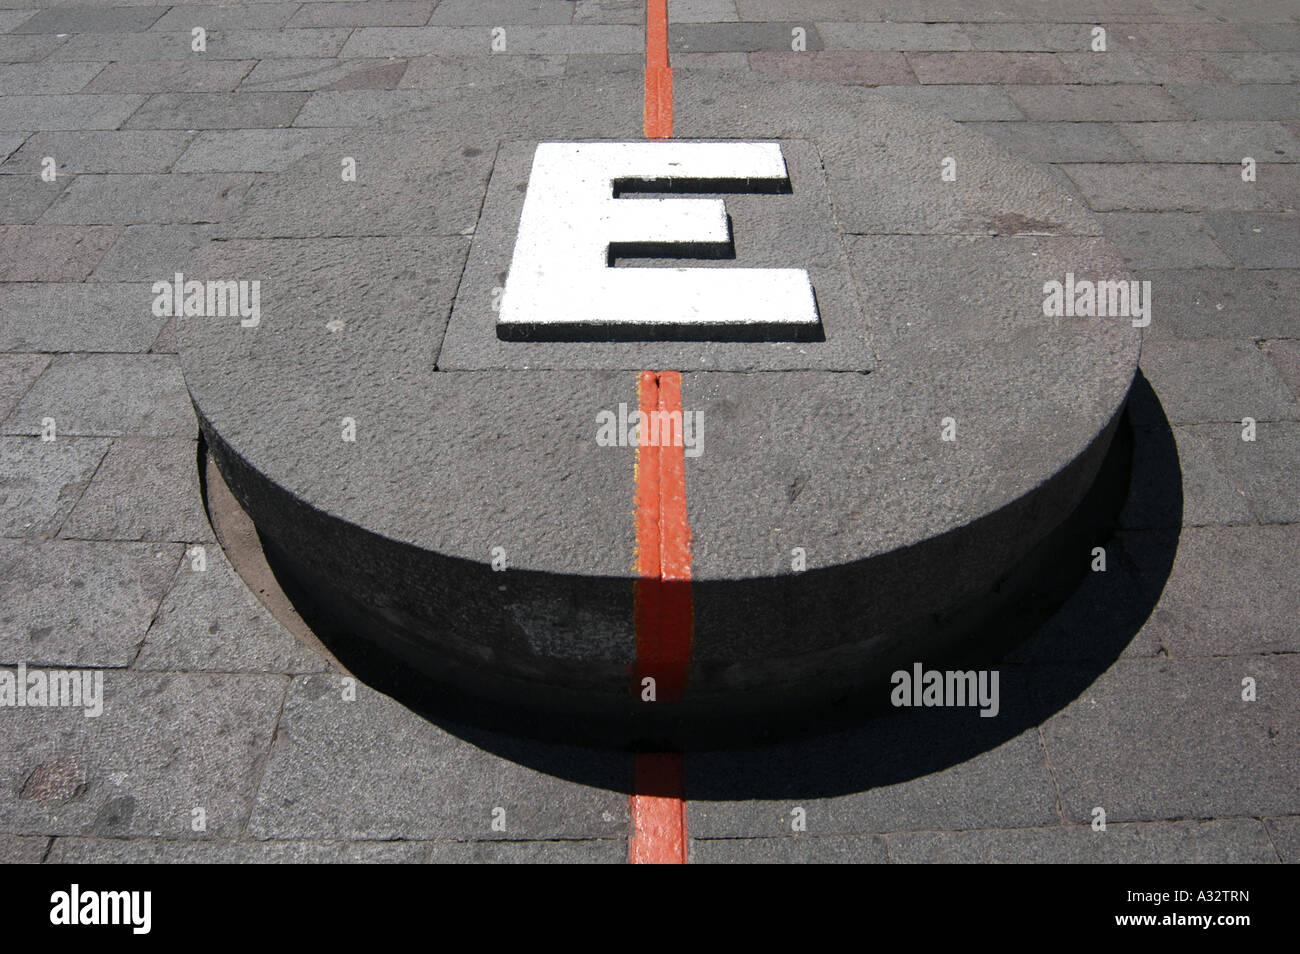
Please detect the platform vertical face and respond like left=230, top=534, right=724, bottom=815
left=497, top=141, right=820, bottom=341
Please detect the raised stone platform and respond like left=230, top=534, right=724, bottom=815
left=178, top=72, right=1141, bottom=748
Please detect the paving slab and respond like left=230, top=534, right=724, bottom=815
left=87, top=224, right=214, bottom=281
left=0, top=354, right=48, bottom=422
left=50, top=30, right=352, bottom=63
left=1203, top=211, right=1300, bottom=267
left=46, top=836, right=431, bottom=863
left=0, top=61, right=105, bottom=94
left=0, top=133, right=26, bottom=163
left=124, top=92, right=308, bottom=129
left=59, top=437, right=212, bottom=543
left=1036, top=655, right=1299, bottom=822
left=0, top=94, right=145, bottom=132
left=910, top=52, right=1073, bottom=85
left=425, top=840, right=624, bottom=863
left=862, top=84, right=1025, bottom=120
left=1137, top=338, right=1300, bottom=424
left=1146, top=268, right=1300, bottom=338
left=0, top=174, right=67, bottom=223
left=239, top=57, right=410, bottom=91
left=428, top=0, right=575, bottom=26
left=816, top=21, right=970, bottom=52
left=0, top=174, right=65, bottom=223
left=1263, top=338, right=1300, bottom=398
left=12, top=5, right=165, bottom=34
left=398, top=51, right=566, bottom=86
left=0, top=11, right=39, bottom=33
left=1205, top=421, right=1300, bottom=523
left=1119, top=424, right=1255, bottom=529
left=963, top=23, right=1090, bottom=52
left=0, top=435, right=107, bottom=537
left=0, top=35, right=65, bottom=62
left=1140, top=525, right=1300, bottom=656
left=1115, top=120, right=1300, bottom=163
left=38, top=173, right=253, bottom=225
left=699, top=51, right=790, bottom=72
left=1169, top=84, right=1300, bottom=120
left=0, top=834, right=47, bottom=863
left=668, top=0, right=739, bottom=23
left=1212, top=52, right=1300, bottom=84
left=0, top=538, right=179, bottom=667
left=960, top=0, right=1171, bottom=20
left=747, top=51, right=915, bottom=86
left=4, top=353, right=196, bottom=438
left=1239, top=23, right=1300, bottom=51
left=150, top=3, right=301, bottom=33
left=1058, top=51, right=1233, bottom=85
left=1190, top=0, right=1300, bottom=22
left=134, top=543, right=327, bottom=674
left=83, top=59, right=256, bottom=93
left=1264, top=817, right=1300, bottom=862
left=1, top=130, right=194, bottom=174
left=573, top=0, right=645, bottom=26
left=1098, top=212, right=1233, bottom=268
left=1066, top=162, right=1297, bottom=212
left=339, top=25, right=642, bottom=57
left=0, top=225, right=119, bottom=282
left=736, top=0, right=890, bottom=18
left=1163, top=0, right=1300, bottom=24
left=962, top=121, right=1138, bottom=163
left=560, top=52, right=638, bottom=74
left=290, top=88, right=461, bottom=125
left=172, top=128, right=354, bottom=171
left=0, top=282, right=163, bottom=352
left=287, top=2, right=436, bottom=29
left=745, top=0, right=1166, bottom=21
left=685, top=687, right=1060, bottom=835
left=888, top=818, right=1278, bottom=862
left=0, top=671, right=284, bottom=837
left=1007, top=84, right=1192, bottom=121
left=1108, top=23, right=1263, bottom=51
left=669, top=22, right=824, bottom=53
left=247, top=675, right=629, bottom=840
left=149, top=316, right=175, bottom=354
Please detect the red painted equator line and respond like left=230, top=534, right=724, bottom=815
left=630, top=372, right=694, bottom=865
left=633, top=371, right=663, bottom=673
left=629, top=752, right=687, bottom=864
left=633, top=371, right=693, bottom=700
left=644, top=0, right=673, bottom=139
left=630, top=0, right=689, bottom=865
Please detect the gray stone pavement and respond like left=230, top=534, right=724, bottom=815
left=0, top=0, right=1296, bottom=863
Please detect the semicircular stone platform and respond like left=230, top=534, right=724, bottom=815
left=178, top=72, right=1142, bottom=748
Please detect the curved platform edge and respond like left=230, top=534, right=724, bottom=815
left=197, top=374, right=1136, bottom=750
